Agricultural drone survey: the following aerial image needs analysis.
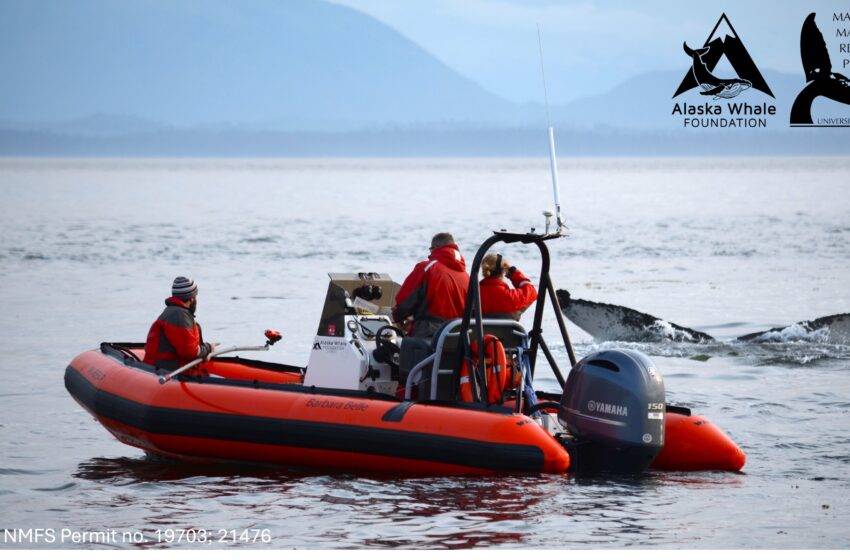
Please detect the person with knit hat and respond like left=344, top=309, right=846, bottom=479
left=143, top=276, right=218, bottom=372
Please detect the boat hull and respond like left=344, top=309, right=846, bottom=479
left=65, top=348, right=571, bottom=476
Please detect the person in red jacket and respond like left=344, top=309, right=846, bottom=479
left=480, top=253, right=540, bottom=412
left=479, top=253, right=537, bottom=320
left=143, top=276, right=218, bottom=371
left=394, top=232, right=470, bottom=338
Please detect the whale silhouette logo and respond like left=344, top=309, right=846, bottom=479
left=790, top=13, right=850, bottom=126
left=673, top=13, right=773, bottom=99
left=683, top=42, right=752, bottom=99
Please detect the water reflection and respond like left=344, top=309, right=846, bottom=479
left=73, top=455, right=303, bottom=485
left=69, top=457, right=747, bottom=548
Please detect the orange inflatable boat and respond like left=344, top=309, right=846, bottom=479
left=65, top=231, right=745, bottom=476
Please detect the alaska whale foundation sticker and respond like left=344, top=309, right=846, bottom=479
left=672, top=13, right=776, bottom=129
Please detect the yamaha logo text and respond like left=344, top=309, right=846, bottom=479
left=587, top=400, right=628, bottom=417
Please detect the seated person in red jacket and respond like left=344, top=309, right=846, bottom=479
left=479, top=253, right=538, bottom=319
left=480, top=254, right=540, bottom=412
left=143, top=276, right=218, bottom=371
left=393, top=232, right=470, bottom=338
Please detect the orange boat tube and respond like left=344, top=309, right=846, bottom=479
left=65, top=345, right=570, bottom=476
left=652, top=410, right=746, bottom=471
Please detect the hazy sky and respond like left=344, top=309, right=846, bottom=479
left=330, top=0, right=845, bottom=104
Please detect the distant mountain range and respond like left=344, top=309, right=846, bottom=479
left=1, top=0, right=847, bottom=155
left=0, top=0, right=523, bottom=130
left=557, top=69, right=809, bottom=130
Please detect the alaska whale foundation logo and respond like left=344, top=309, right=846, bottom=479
left=672, top=13, right=776, bottom=129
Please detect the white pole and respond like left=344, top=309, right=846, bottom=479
left=547, top=126, right=563, bottom=230
left=537, top=25, right=565, bottom=232
left=158, top=343, right=271, bottom=384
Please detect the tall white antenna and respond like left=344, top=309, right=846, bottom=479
left=536, top=24, right=565, bottom=233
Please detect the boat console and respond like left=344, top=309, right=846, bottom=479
left=303, top=273, right=403, bottom=394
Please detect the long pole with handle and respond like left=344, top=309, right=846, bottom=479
left=158, top=329, right=282, bottom=384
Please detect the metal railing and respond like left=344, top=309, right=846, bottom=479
left=404, top=318, right=529, bottom=401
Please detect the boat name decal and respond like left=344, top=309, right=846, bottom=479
left=87, top=366, right=106, bottom=381
left=307, top=398, right=369, bottom=411
left=587, top=399, right=628, bottom=417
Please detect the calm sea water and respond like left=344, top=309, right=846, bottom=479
left=0, top=157, right=848, bottom=549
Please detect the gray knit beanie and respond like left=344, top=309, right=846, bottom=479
left=172, top=276, right=198, bottom=300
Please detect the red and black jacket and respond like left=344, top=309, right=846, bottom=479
left=143, top=297, right=211, bottom=371
left=394, top=244, right=469, bottom=338
left=480, top=268, right=538, bottom=320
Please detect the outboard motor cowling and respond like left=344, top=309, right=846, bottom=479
left=558, top=349, right=665, bottom=473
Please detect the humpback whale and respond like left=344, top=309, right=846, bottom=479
left=790, top=13, right=850, bottom=125
left=556, top=290, right=715, bottom=343
left=557, top=289, right=850, bottom=345
left=736, top=314, right=850, bottom=344
left=683, top=42, right=752, bottom=99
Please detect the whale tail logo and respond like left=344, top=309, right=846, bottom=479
left=790, top=13, right=850, bottom=125
left=674, top=13, right=773, bottom=99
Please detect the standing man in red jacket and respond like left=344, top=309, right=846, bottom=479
left=143, top=276, right=218, bottom=371
left=394, top=232, right=470, bottom=338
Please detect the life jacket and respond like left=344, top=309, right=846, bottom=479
left=459, top=335, right=508, bottom=404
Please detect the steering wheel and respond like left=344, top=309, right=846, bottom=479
left=373, top=325, right=403, bottom=364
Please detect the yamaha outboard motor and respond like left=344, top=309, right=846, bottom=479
left=558, top=349, right=665, bottom=473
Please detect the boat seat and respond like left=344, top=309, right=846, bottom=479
left=400, top=320, right=459, bottom=401
left=399, top=336, right=431, bottom=382
left=399, top=337, right=457, bottom=401
left=478, top=323, right=527, bottom=353
left=398, top=319, right=457, bottom=394
left=402, top=319, right=530, bottom=402
left=421, top=321, right=461, bottom=401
